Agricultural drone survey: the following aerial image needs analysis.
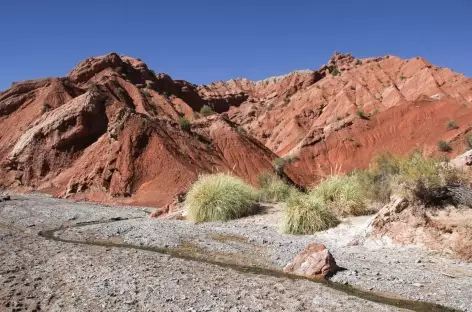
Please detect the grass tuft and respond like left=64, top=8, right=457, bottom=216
left=178, top=117, right=191, bottom=131
left=200, top=105, right=215, bottom=117
left=186, top=173, right=259, bottom=223
left=446, top=120, right=459, bottom=130
left=258, top=173, right=299, bottom=203
left=437, top=140, right=452, bottom=152
left=311, top=175, right=368, bottom=217
left=281, top=193, right=339, bottom=234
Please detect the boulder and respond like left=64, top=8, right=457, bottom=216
left=284, top=243, right=338, bottom=279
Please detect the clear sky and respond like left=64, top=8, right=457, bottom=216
left=1, top=0, right=471, bottom=91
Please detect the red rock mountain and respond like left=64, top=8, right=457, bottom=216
left=0, top=52, right=471, bottom=207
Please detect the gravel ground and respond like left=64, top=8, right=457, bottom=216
left=1, top=195, right=470, bottom=311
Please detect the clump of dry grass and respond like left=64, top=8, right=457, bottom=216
left=281, top=193, right=339, bottom=235
left=310, top=175, right=369, bottom=217
left=258, top=173, right=300, bottom=203
left=186, top=173, right=258, bottom=223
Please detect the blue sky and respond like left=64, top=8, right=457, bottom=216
left=1, top=0, right=471, bottom=91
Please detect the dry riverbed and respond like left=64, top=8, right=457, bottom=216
left=1, top=195, right=471, bottom=311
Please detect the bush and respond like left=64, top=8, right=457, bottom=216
left=178, top=117, right=191, bottom=131
left=41, top=103, right=52, bottom=113
left=356, top=110, right=370, bottom=120
left=284, top=154, right=299, bottom=164
left=141, top=90, right=151, bottom=98
left=273, top=157, right=286, bottom=172
left=283, top=98, right=290, bottom=105
left=281, top=193, right=339, bottom=234
left=258, top=173, right=299, bottom=203
left=186, top=173, right=259, bottom=223
left=353, top=169, right=392, bottom=203
left=369, top=151, right=461, bottom=203
left=200, top=105, right=215, bottom=117
left=446, top=120, right=459, bottom=130
left=437, top=140, right=452, bottom=152
left=311, top=175, right=368, bottom=217
left=330, top=67, right=341, bottom=76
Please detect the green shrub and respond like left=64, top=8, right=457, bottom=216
left=258, top=173, right=299, bottom=203
left=400, top=74, right=406, bottom=80
left=284, top=154, right=299, bottom=164
left=178, top=117, right=191, bottom=131
left=355, top=59, right=362, bottom=65
left=200, top=105, right=215, bottom=117
left=330, top=67, right=341, bottom=76
left=281, top=193, right=339, bottom=234
left=141, top=90, right=150, bottom=98
left=371, top=151, right=452, bottom=202
left=446, top=120, right=459, bottom=130
left=360, top=151, right=470, bottom=205
left=273, top=157, right=286, bottom=172
left=186, top=173, right=259, bottom=223
left=283, top=98, right=290, bottom=105
left=356, top=110, right=370, bottom=120
left=41, top=103, right=52, bottom=113
left=311, top=175, right=368, bottom=217
left=437, top=140, right=452, bottom=152
left=352, top=169, right=392, bottom=203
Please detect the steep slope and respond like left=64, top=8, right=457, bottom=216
left=201, top=52, right=472, bottom=184
left=0, top=53, right=281, bottom=207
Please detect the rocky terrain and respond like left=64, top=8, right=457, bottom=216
left=2, top=194, right=471, bottom=311
left=1, top=52, right=471, bottom=206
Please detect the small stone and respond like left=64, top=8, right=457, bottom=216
left=413, top=283, right=424, bottom=288
left=415, top=259, right=422, bottom=264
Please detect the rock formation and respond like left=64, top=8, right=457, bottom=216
left=0, top=51, right=471, bottom=207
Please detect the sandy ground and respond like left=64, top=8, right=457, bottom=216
left=1, top=195, right=470, bottom=311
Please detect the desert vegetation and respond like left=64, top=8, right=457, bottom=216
left=356, top=109, right=370, bottom=120
left=258, top=173, right=299, bottom=203
left=41, top=102, right=52, bottom=113
left=178, top=116, right=191, bottom=131
left=199, top=105, right=215, bottom=117
left=185, top=151, right=471, bottom=235
left=437, top=140, right=452, bottom=152
left=446, top=120, right=459, bottom=130
left=281, top=194, right=339, bottom=234
left=186, top=173, right=259, bottom=223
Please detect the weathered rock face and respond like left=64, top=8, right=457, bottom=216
left=0, top=53, right=283, bottom=207
left=213, top=53, right=472, bottom=185
left=1, top=51, right=472, bottom=207
left=371, top=196, right=472, bottom=260
left=450, top=149, right=472, bottom=169
left=283, top=243, right=338, bottom=279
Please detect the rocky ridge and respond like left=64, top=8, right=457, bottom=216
left=1, top=52, right=471, bottom=206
